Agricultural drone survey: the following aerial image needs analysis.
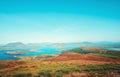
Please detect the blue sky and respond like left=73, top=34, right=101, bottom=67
left=0, top=0, right=120, bottom=43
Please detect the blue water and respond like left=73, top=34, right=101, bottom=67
left=0, top=47, right=61, bottom=60
left=104, top=48, right=120, bottom=51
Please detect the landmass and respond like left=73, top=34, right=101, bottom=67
left=0, top=42, right=120, bottom=77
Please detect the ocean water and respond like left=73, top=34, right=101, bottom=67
left=0, top=47, right=61, bottom=60
left=104, top=48, right=120, bottom=51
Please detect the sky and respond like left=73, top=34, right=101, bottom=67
left=0, top=0, right=120, bottom=44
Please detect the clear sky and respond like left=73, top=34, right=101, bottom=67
left=0, top=0, right=120, bottom=43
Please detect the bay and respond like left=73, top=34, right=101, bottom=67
left=0, top=47, right=61, bottom=60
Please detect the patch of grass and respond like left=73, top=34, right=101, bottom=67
left=0, top=61, right=120, bottom=77
left=0, top=63, right=9, bottom=69
left=90, top=53, right=120, bottom=58
left=62, top=48, right=89, bottom=54
left=13, top=73, right=32, bottom=77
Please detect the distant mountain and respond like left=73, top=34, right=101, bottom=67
left=26, top=42, right=120, bottom=49
left=27, top=43, right=52, bottom=47
left=3, top=41, right=120, bottom=49
left=4, top=42, right=26, bottom=47
left=94, top=42, right=120, bottom=47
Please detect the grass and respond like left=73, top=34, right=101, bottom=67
left=0, top=61, right=120, bottom=77
left=0, top=47, right=120, bottom=77
left=62, top=47, right=120, bottom=59
left=62, top=48, right=89, bottom=54
left=90, top=53, right=120, bottom=58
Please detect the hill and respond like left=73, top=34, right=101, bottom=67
left=4, top=42, right=26, bottom=47
left=48, top=52, right=120, bottom=64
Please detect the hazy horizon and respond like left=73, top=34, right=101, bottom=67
left=0, top=41, right=120, bottom=45
left=0, top=0, right=120, bottom=43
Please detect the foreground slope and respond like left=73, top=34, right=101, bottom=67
left=0, top=52, right=120, bottom=77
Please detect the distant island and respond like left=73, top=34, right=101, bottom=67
left=6, top=51, right=26, bottom=55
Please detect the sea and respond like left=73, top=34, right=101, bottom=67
left=0, top=47, right=61, bottom=60
left=104, top=48, right=120, bottom=51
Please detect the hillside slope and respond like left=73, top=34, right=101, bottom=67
left=48, top=52, right=120, bottom=64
